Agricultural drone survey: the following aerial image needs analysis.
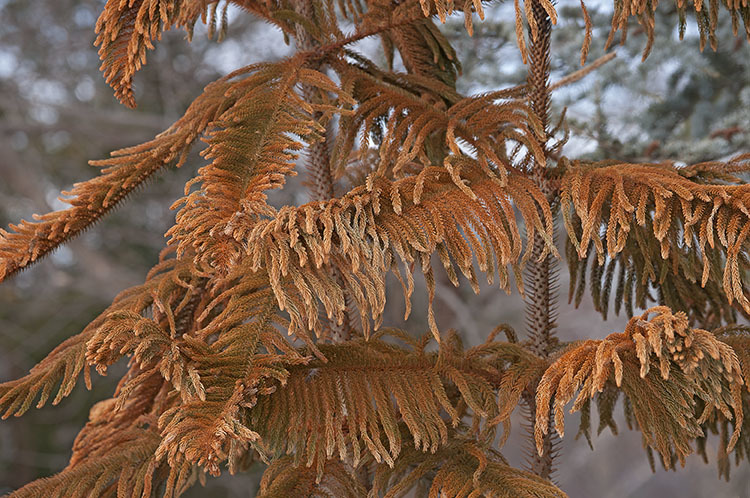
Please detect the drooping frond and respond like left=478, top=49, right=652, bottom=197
left=0, top=328, right=93, bottom=420
left=9, top=366, right=189, bottom=498
left=0, top=73, right=251, bottom=283
left=596, top=0, right=750, bottom=59
left=719, top=325, right=750, bottom=390
left=354, top=0, right=487, bottom=36
left=371, top=434, right=567, bottom=497
left=94, top=0, right=319, bottom=107
left=374, top=12, right=461, bottom=85
left=416, top=0, right=485, bottom=30
left=561, top=156, right=750, bottom=318
left=257, top=456, right=366, bottom=498
left=96, top=0, right=185, bottom=107
left=566, top=215, right=745, bottom=328
left=95, top=0, right=238, bottom=107
left=154, top=280, right=308, bottom=476
left=488, top=334, right=549, bottom=428
left=535, top=307, right=745, bottom=468
left=0, top=254, right=193, bottom=417
left=248, top=330, right=523, bottom=476
left=519, top=0, right=750, bottom=64
left=333, top=58, right=544, bottom=181
left=228, top=161, right=554, bottom=339
left=168, top=58, right=354, bottom=273
left=697, top=325, right=750, bottom=479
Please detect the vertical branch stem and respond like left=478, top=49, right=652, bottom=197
left=522, top=0, right=559, bottom=480
left=294, top=1, right=337, bottom=202
left=294, top=0, right=352, bottom=341
left=526, top=0, right=552, bottom=153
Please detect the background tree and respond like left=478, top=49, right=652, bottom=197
left=0, top=0, right=748, bottom=496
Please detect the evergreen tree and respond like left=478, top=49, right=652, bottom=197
left=1, top=0, right=749, bottom=496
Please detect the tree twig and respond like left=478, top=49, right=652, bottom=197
left=550, top=52, right=617, bottom=91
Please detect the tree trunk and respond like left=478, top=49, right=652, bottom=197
left=522, top=0, right=559, bottom=480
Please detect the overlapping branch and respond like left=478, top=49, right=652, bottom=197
left=168, top=58, right=354, bottom=273
left=333, top=59, right=543, bottom=182
left=566, top=215, right=746, bottom=328
left=249, top=330, right=535, bottom=476
left=228, top=162, right=555, bottom=339
left=600, top=0, right=750, bottom=59
left=154, top=284, right=307, bottom=476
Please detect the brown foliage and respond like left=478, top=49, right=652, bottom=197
left=1, top=0, right=749, bottom=496
left=535, top=307, right=745, bottom=468
left=561, top=156, right=750, bottom=318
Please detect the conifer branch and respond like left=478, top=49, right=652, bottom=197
left=229, top=163, right=554, bottom=340
left=257, top=456, right=366, bottom=497
left=95, top=0, right=181, bottom=108
left=0, top=75, right=247, bottom=284
left=167, top=58, right=354, bottom=273
left=95, top=0, right=295, bottom=108
left=703, top=325, right=750, bottom=479
left=371, top=432, right=567, bottom=497
left=95, top=0, right=232, bottom=108
left=249, top=330, right=532, bottom=474
left=0, top=255, right=192, bottom=417
left=536, top=307, right=745, bottom=468
left=560, top=155, right=750, bottom=316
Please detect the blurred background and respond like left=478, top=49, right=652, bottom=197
left=0, top=0, right=748, bottom=496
